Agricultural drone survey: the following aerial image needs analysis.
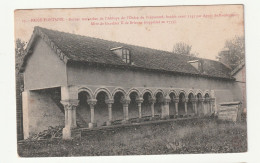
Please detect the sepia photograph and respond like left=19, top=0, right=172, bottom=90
left=14, top=5, right=247, bottom=157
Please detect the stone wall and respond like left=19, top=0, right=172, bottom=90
left=23, top=38, right=67, bottom=91
left=67, top=63, right=235, bottom=108
left=232, top=66, right=247, bottom=110
left=67, top=63, right=233, bottom=92
left=22, top=88, right=64, bottom=139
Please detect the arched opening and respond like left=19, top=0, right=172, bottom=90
left=178, top=92, right=186, bottom=117
left=197, top=93, right=203, bottom=116
left=95, top=91, right=109, bottom=126
left=187, top=93, right=195, bottom=116
left=77, top=91, right=91, bottom=128
left=112, top=92, right=125, bottom=122
left=128, top=92, right=139, bottom=120
left=204, top=93, right=210, bottom=115
left=142, top=92, right=153, bottom=118
left=169, top=92, right=176, bottom=118
left=154, top=92, right=164, bottom=117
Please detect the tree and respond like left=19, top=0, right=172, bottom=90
left=172, top=42, right=198, bottom=57
left=15, top=39, right=27, bottom=140
left=217, top=36, right=245, bottom=70
left=15, top=39, right=27, bottom=71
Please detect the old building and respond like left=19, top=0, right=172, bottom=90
left=231, top=60, right=246, bottom=111
left=19, top=26, right=244, bottom=139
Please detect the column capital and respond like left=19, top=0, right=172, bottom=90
left=191, top=98, right=198, bottom=103
left=136, top=98, right=144, bottom=104
left=105, top=99, right=114, bottom=104
left=204, top=97, right=210, bottom=102
left=209, top=98, right=215, bottom=102
left=121, top=99, right=131, bottom=105
left=60, top=100, right=79, bottom=110
left=173, top=98, right=179, bottom=103
left=87, top=99, right=97, bottom=106
left=198, top=98, right=205, bottom=102
left=163, top=98, right=171, bottom=105
left=148, top=98, right=156, bottom=104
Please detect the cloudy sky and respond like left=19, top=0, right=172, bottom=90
left=14, top=5, right=244, bottom=60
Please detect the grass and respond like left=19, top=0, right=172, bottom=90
left=18, top=118, right=247, bottom=157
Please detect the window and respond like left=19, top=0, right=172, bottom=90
left=122, top=49, right=130, bottom=63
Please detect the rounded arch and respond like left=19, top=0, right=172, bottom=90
left=168, top=89, right=178, bottom=97
left=187, top=91, right=195, bottom=100
left=141, top=88, right=154, bottom=98
left=94, top=87, right=112, bottom=99
left=154, top=89, right=165, bottom=97
left=187, top=89, right=195, bottom=97
left=112, top=87, right=127, bottom=98
left=203, top=90, right=211, bottom=98
left=78, top=87, right=94, bottom=99
left=127, top=88, right=142, bottom=99
left=188, top=93, right=194, bottom=98
left=195, top=89, right=203, bottom=97
left=177, top=90, right=187, bottom=98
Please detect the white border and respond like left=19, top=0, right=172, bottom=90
left=1, top=0, right=260, bottom=163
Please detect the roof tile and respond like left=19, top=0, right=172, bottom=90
left=22, top=26, right=233, bottom=80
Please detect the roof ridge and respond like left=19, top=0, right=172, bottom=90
left=35, top=26, right=172, bottom=55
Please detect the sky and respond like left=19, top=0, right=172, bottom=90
left=14, top=5, right=244, bottom=60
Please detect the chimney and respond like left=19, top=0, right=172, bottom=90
left=188, top=60, right=204, bottom=73
left=218, top=47, right=230, bottom=64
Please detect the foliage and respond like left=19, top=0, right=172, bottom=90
left=18, top=118, right=247, bottom=157
left=217, top=36, right=245, bottom=70
left=15, top=39, right=27, bottom=72
left=172, top=42, right=198, bottom=57
left=26, top=126, right=63, bottom=140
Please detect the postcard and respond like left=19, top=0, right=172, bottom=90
left=14, top=5, right=246, bottom=157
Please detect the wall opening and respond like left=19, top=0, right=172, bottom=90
left=169, top=92, right=176, bottom=117
left=155, top=92, right=164, bottom=116
left=112, top=92, right=124, bottom=121
left=77, top=91, right=91, bottom=128
left=187, top=93, right=195, bottom=115
left=178, top=92, right=186, bottom=116
left=142, top=92, right=152, bottom=117
left=95, top=91, right=108, bottom=126
left=128, top=92, right=139, bottom=119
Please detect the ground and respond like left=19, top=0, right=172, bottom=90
left=17, top=118, right=247, bottom=157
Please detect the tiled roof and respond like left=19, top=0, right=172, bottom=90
left=21, top=26, right=233, bottom=80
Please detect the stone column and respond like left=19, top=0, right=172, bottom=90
left=201, top=98, right=205, bottom=116
left=149, top=98, right=156, bottom=118
left=198, top=98, right=204, bottom=116
left=191, top=98, right=198, bottom=115
left=174, top=98, right=179, bottom=117
left=121, top=99, right=130, bottom=123
left=184, top=98, right=188, bottom=116
left=87, top=99, right=97, bottom=129
left=105, top=99, right=114, bottom=126
left=194, top=101, right=197, bottom=115
left=61, top=99, right=79, bottom=139
left=136, top=98, right=144, bottom=119
left=22, top=91, right=30, bottom=139
left=162, top=98, right=171, bottom=119
left=204, top=98, right=210, bottom=115
left=210, top=98, right=215, bottom=114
